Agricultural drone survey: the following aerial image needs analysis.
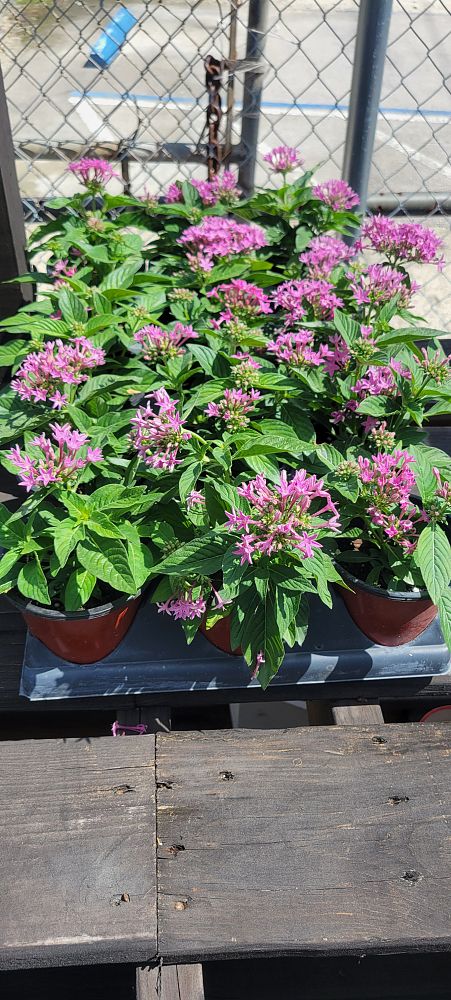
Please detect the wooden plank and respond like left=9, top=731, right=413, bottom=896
left=0, top=61, right=32, bottom=318
left=137, top=963, right=205, bottom=999
left=0, top=735, right=157, bottom=969
left=157, top=725, right=451, bottom=962
left=332, top=703, right=384, bottom=725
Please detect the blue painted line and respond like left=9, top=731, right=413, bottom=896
left=72, top=88, right=451, bottom=118
left=86, top=7, right=137, bottom=69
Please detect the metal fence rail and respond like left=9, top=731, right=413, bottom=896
left=0, top=0, right=450, bottom=324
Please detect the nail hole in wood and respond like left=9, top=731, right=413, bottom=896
left=388, top=795, right=409, bottom=805
left=219, top=770, right=234, bottom=781
left=401, top=869, right=422, bottom=883
left=372, top=736, right=387, bottom=744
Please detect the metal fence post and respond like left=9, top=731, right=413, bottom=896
left=342, top=0, right=393, bottom=214
left=237, top=0, right=269, bottom=197
left=0, top=62, right=32, bottom=318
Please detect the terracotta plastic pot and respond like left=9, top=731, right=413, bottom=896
left=420, top=705, right=451, bottom=723
left=200, top=615, right=241, bottom=656
left=9, top=591, right=142, bottom=664
left=336, top=567, right=437, bottom=646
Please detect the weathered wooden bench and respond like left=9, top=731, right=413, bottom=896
left=1, top=722, right=450, bottom=997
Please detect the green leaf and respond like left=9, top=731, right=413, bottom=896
left=0, top=340, right=28, bottom=367
left=99, top=259, right=142, bottom=292
left=357, top=396, right=388, bottom=417
left=53, top=522, right=84, bottom=567
left=414, top=524, right=451, bottom=603
left=153, top=534, right=227, bottom=576
left=87, top=513, right=123, bottom=539
left=76, top=373, right=129, bottom=402
left=179, top=462, right=202, bottom=502
left=379, top=327, right=448, bottom=347
left=92, top=290, right=112, bottom=314
left=127, top=535, right=154, bottom=590
left=0, top=548, right=21, bottom=581
left=58, top=288, right=87, bottom=324
left=316, top=443, right=344, bottom=470
left=295, top=226, right=313, bottom=252
left=187, top=344, right=216, bottom=374
left=334, top=310, right=361, bottom=345
left=77, top=540, right=138, bottom=595
left=437, top=589, right=451, bottom=650
left=409, top=444, right=448, bottom=501
left=17, top=557, right=50, bottom=606
left=64, top=569, right=96, bottom=611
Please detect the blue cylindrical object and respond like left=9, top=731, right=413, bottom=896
left=88, top=6, right=138, bottom=69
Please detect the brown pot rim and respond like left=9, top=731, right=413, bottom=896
left=337, top=565, right=429, bottom=602
left=8, top=590, right=140, bottom=621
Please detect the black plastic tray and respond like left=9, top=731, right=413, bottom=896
left=20, top=591, right=451, bottom=701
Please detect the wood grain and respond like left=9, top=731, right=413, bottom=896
left=157, top=725, right=451, bottom=961
left=137, top=963, right=205, bottom=999
left=0, top=735, right=157, bottom=969
left=332, top=703, right=384, bottom=725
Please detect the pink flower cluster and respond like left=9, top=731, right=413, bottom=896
left=263, top=146, right=304, bottom=173
left=7, top=423, right=103, bottom=491
left=67, top=158, right=119, bottom=187
left=349, top=264, right=417, bottom=308
left=416, top=348, right=450, bottom=384
left=433, top=468, right=451, bottom=504
left=323, top=333, right=351, bottom=376
left=52, top=259, right=77, bottom=288
left=267, top=329, right=330, bottom=368
left=226, top=469, right=340, bottom=565
left=273, top=279, right=343, bottom=321
left=312, top=179, right=359, bottom=211
left=352, top=358, right=411, bottom=398
left=130, top=388, right=191, bottom=472
left=157, top=591, right=207, bottom=621
left=206, top=387, right=260, bottom=430
left=165, top=171, right=240, bottom=206
left=133, top=323, right=198, bottom=361
left=208, top=279, right=272, bottom=325
left=11, top=337, right=106, bottom=409
left=300, top=235, right=352, bottom=278
left=361, top=215, right=444, bottom=268
left=358, top=450, right=422, bottom=550
left=179, top=216, right=267, bottom=271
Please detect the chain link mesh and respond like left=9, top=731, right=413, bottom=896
left=0, top=0, right=450, bottom=324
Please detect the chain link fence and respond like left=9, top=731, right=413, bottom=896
left=0, top=0, right=450, bottom=323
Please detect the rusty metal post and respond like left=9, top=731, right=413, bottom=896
left=237, top=0, right=269, bottom=196
left=204, top=54, right=222, bottom=179
left=223, top=0, right=241, bottom=164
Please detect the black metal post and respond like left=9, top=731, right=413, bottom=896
left=237, top=0, right=269, bottom=197
left=0, top=62, right=32, bottom=318
left=342, top=0, right=393, bottom=213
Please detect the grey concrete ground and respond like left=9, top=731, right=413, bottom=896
left=0, top=0, right=450, bottom=326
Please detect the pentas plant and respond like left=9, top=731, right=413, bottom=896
left=147, top=467, right=345, bottom=688
left=322, top=444, right=451, bottom=649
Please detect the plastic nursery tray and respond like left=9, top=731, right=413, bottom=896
left=20, top=591, right=451, bottom=701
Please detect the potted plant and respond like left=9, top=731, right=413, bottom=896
left=0, top=424, right=153, bottom=662
left=324, top=443, right=451, bottom=647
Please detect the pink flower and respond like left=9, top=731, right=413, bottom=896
left=361, top=216, right=444, bottom=268
left=416, top=348, right=450, bottom=384
left=11, top=337, right=106, bottom=407
left=186, top=490, right=205, bottom=510
left=130, top=388, right=191, bottom=472
left=133, top=323, right=198, bottom=361
left=323, top=334, right=350, bottom=376
left=179, top=216, right=267, bottom=271
left=352, top=358, right=411, bottom=397
left=312, top=179, right=359, bottom=211
left=7, top=423, right=103, bottom=491
left=263, top=146, right=304, bottom=173
left=231, top=353, right=262, bottom=388
left=300, top=235, right=352, bottom=277
left=67, top=157, right=119, bottom=187
left=225, top=469, right=340, bottom=564
left=205, top=387, right=260, bottom=430
left=207, top=279, right=272, bottom=323
left=273, top=279, right=343, bottom=322
left=192, top=170, right=240, bottom=206
left=267, top=329, right=331, bottom=367
left=52, top=260, right=77, bottom=288
left=164, top=182, right=183, bottom=203
left=348, top=264, right=417, bottom=308
left=158, top=592, right=206, bottom=620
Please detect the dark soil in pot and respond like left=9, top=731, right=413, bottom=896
left=9, top=591, right=142, bottom=664
left=336, top=567, right=437, bottom=646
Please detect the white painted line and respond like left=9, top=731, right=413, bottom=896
left=375, top=126, right=451, bottom=180
left=69, top=98, right=116, bottom=141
